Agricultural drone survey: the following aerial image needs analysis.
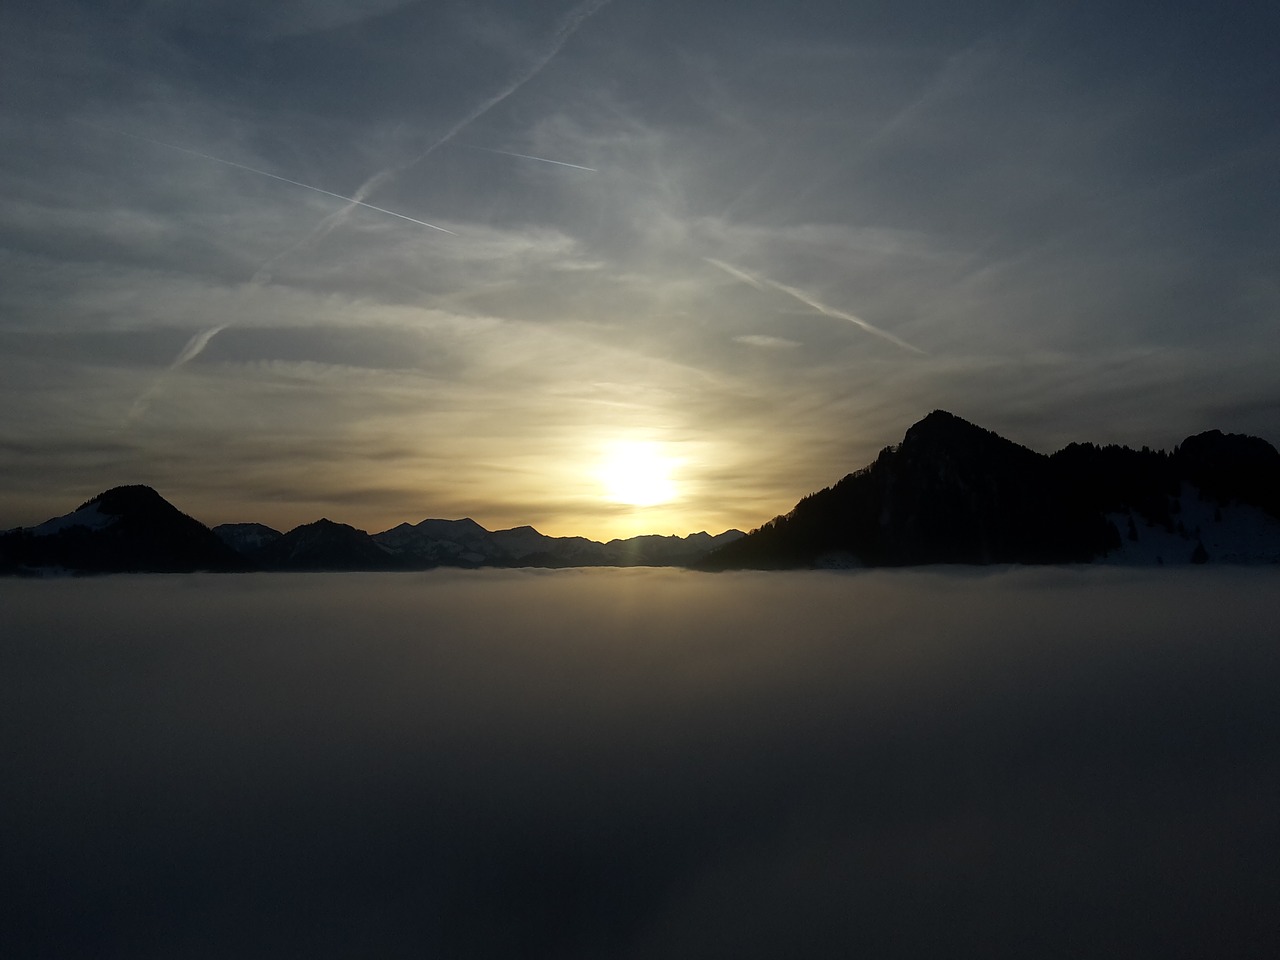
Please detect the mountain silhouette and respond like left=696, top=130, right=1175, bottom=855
left=368, top=519, right=744, bottom=569
left=251, top=518, right=406, bottom=571
left=0, top=487, right=744, bottom=576
left=0, top=484, right=247, bottom=574
left=213, top=522, right=282, bottom=555
left=699, top=411, right=1280, bottom=570
left=6, top=415, right=1276, bottom=576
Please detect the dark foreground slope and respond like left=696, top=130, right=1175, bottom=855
left=701, top=411, right=1280, bottom=569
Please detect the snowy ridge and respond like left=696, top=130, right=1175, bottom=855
left=30, top=502, right=118, bottom=537
left=1103, top=483, right=1280, bottom=566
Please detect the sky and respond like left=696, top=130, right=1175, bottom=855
left=1, top=0, right=1277, bottom=539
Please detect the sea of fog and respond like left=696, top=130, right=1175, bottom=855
left=3, top=567, right=1277, bottom=959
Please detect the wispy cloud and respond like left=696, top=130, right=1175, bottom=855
left=734, top=334, right=800, bottom=349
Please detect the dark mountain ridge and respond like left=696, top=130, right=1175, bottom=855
left=2, top=488, right=743, bottom=575
left=0, top=485, right=248, bottom=574
left=207, top=516, right=744, bottom=572
left=700, top=410, right=1280, bottom=570
left=252, top=518, right=407, bottom=572
left=367, top=517, right=742, bottom=570
left=5, top=412, right=1276, bottom=575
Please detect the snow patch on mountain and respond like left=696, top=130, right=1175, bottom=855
left=1102, top=483, right=1280, bottom=565
left=30, top=502, right=118, bottom=537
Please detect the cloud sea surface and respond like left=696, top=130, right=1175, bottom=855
left=3, top=567, right=1277, bottom=958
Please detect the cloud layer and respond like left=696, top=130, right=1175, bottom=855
left=3, top=567, right=1278, bottom=958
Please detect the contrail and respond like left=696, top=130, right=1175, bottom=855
left=704, top=257, right=765, bottom=291
left=82, top=123, right=457, bottom=416
left=301, top=0, right=615, bottom=248
left=170, top=325, right=227, bottom=368
left=705, top=257, right=925, bottom=355
left=397, top=0, right=614, bottom=172
left=127, top=324, right=229, bottom=424
left=457, top=143, right=597, bottom=172
left=99, top=128, right=455, bottom=235
left=764, top=277, right=925, bottom=354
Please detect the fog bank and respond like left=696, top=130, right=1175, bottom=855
left=3, top=568, right=1277, bottom=958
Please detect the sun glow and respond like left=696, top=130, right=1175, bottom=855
left=597, top=440, right=680, bottom=507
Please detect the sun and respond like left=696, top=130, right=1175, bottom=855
left=597, top=440, right=679, bottom=507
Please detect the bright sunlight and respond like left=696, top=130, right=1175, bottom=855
left=597, top=440, right=680, bottom=507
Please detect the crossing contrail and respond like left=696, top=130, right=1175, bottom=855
left=96, top=0, right=617, bottom=427
left=705, top=257, right=925, bottom=355
left=98, top=128, right=455, bottom=235
left=301, top=0, right=615, bottom=248
left=395, top=0, right=614, bottom=173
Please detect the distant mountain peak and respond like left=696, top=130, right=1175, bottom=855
left=901, top=410, right=1024, bottom=451
left=81, top=484, right=172, bottom=515
left=411, top=517, right=489, bottom=535
left=912, top=408, right=971, bottom=429
left=255, top=518, right=401, bottom=571
left=213, top=523, right=281, bottom=556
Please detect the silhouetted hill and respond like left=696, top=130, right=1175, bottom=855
left=213, top=522, right=282, bottom=555
left=700, top=411, right=1280, bottom=570
left=1175, top=430, right=1280, bottom=519
left=600, top=530, right=745, bottom=567
left=374, top=517, right=511, bottom=567
left=0, top=485, right=247, bottom=574
left=371, top=517, right=744, bottom=569
left=252, top=519, right=405, bottom=571
left=3, top=490, right=743, bottom=575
